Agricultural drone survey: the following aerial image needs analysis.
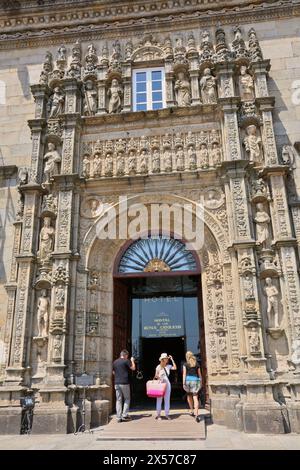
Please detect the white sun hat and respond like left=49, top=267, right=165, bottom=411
left=159, top=353, right=169, bottom=361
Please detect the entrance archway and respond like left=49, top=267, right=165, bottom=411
left=113, top=235, right=208, bottom=407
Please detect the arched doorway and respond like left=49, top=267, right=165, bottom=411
left=113, top=235, right=208, bottom=407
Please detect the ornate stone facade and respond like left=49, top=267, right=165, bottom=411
left=0, top=0, right=300, bottom=436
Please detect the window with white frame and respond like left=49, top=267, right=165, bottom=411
left=132, top=68, right=165, bottom=111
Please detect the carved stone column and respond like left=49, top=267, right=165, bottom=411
left=220, top=99, right=243, bottom=161
left=96, top=64, right=108, bottom=114
left=122, top=62, right=132, bottom=113
left=31, top=84, right=50, bottom=120
left=165, top=59, right=175, bottom=107
left=27, top=119, right=46, bottom=184
left=251, top=60, right=270, bottom=99
left=216, top=63, right=235, bottom=99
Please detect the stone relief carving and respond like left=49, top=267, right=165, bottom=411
left=48, top=87, right=65, bottom=118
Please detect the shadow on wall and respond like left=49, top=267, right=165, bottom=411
left=0, top=177, right=16, bottom=285
left=17, top=66, right=31, bottom=101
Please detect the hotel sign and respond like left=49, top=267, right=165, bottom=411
left=141, top=297, right=184, bottom=338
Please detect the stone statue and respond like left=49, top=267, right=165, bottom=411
left=93, top=153, right=102, bottom=177
left=244, top=125, right=262, bottom=162
left=108, top=78, right=123, bottom=113
left=249, top=328, right=260, bottom=354
left=116, top=152, right=125, bottom=176
left=188, top=146, right=197, bottom=170
left=281, top=145, right=295, bottom=165
left=254, top=203, right=271, bottom=247
left=199, top=143, right=209, bottom=168
left=290, top=339, right=300, bottom=367
left=18, top=167, right=28, bottom=185
left=89, top=199, right=101, bottom=218
left=82, top=155, right=91, bottom=178
left=57, top=45, right=66, bottom=62
left=174, top=71, right=191, bottom=107
left=244, top=273, right=255, bottom=300
left=152, top=149, right=160, bottom=173
left=211, top=142, right=222, bottom=166
left=49, top=87, right=65, bottom=118
left=128, top=150, right=137, bottom=175
left=44, top=142, right=61, bottom=182
left=176, top=148, right=185, bottom=171
left=200, top=68, right=217, bottom=104
left=38, top=216, right=55, bottom=262
left=83, top=80, right=97, bottom=116
left=139, top=150, right=148, bottom=174
left=105, top=154, right=113, bottom=176
left=239, top=66, right=254, bottom=101
left=264, top=277, right=280, bottom=328
left=37, top=290, right=50, bottom=337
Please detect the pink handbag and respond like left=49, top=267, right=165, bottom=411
left=146, top=380, right=167, bottom=398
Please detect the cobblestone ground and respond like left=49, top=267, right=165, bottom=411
left=0, top=423, right=299, bottom=450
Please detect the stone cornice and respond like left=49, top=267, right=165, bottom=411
left=0, top=0, right=299, bottom=50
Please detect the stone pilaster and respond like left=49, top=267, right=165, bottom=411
left=96, top=64, right=108, bottom=114
left=122, top=62, right=132, bottom=113
left=165, top=59, right=175, bottom=107
left=27, top=119, right=46, bottom=184
left=251, top=60, right=271, bottom=99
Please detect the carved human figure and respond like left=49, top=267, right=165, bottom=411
left=37, top=290, right=50, bottom=337
left=152, top=149, right=160, bottom=173
left=199, top=143, right=209, bottom=168
left=205, top=189, right=219, bottom=209
left=239, top=66, right=254, bottom=101
left=128, top=150, right=137, bottom=175
left=55, top=287, right=65, bottom=308
left=211, top=142, right=222, bottom=166
left=38, top=217, right=55, bottom=262
left=264, top=277, right=280, bottom=328
left=139, top=150, right=148, bottom=174
left=176, top=148, right=185, bottom=171
left=44, top=142, right=61, bottom=182
left=249, top=328, right=260, bottom=354
left=93, top=153, right=102, bottom=177
left=89, top=199, right=101, bottom=218
left=254, top=203, right=271, bottom=247
left=174, top=71, right=191, bottom=107
left=57, top=45, right=66, bottom=62
left=83, top=80, right=97, bottom=116
left=244, top=125, right=262, bottom=162
left=244, top=273, right=255, bottom=300
left=82, top=155, right=91, bottom=178
left=188, top=146, right=197, bottom=170
left=200, top=68, right=217, bottom=104
left=164, top=148, right=172, bottom=172
left=108, top=78, right=123, bottom=113
left=105, top=154, right=113, bottom=176
left=281, top=145, right=294, bottom=165
left=218, top=335, right=227, bottom=354
left=53, top=335, right=62, bottom=362
left=116, top=152, right=125, bottom=176
left=49, top=87, right=65, bottom=118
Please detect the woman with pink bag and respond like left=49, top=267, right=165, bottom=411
left=154, top=353, right=177, bottom=420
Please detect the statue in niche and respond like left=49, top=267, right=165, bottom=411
left=139, top=150, right=148, bottom=174
left=200, top=68, right=217, bottom=104
left=239, top=65, right=255, bottom=101
left=244, top=125, right=262, bottom=162
left=199, top=143, right=209, bottom=168
left=152, top=149, right=160, bottom=173
left=176, top=147, right=185, bottom=171
left=83, top=80, right=97, bottom=116
left=249, top=328, right=260, bottom=354
left=104, top=154, right=113, bottom=176
left=128, top=150, right=137, bottom=175
left=53, top=335, right=62, bottom=362
left=254, top=203, right=271, bottom=247
left=281, top=145, right=295, bottom=165
left=108, top=78, right=123, bottom=114
left=37, top=290, right=50, bottom=337
left=38, top=217, right=55, bottom=263
left=82, top=155, right=91, bottom=178
left=55, top=286, right=65, bottom=308
left=211, top=142, right=222, bottom=166
left=49, top=87, right=65, bottom=118
left=188, top=146, right=197, bottom=170
left=44, top=142, right=61, bottom=182
left=93, top=153, right=102, bottom=177
left=116, top=152, right=125, bottom=176
left=264, top=277, right=280, bottom=328
left=163, top=148, right=172, bottom=172
left=174, top=71, right=191, bottom=107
